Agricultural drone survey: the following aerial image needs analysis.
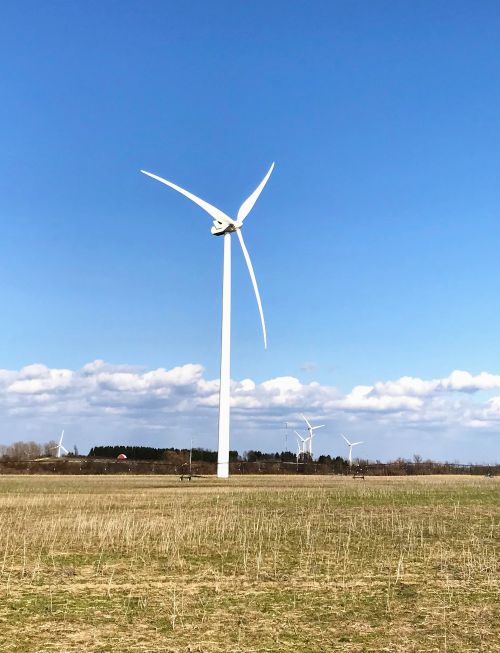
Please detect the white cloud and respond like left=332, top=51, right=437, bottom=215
left=8, top=365, right=74, bottom=395
left=0, top=361, right=499, bottom=459
left=336, top=384, right=424, bottom=412
left=370, top=370, right=500, bottom=398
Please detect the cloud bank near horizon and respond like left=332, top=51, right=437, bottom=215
left=0, top=360, right=499, bottom=459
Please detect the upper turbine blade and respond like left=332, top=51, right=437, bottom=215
left=301, top=414, right=312, bottom=429
left=294, top=431, right=305, bottom=442
left=341, top=434, right=351, bottom=446
left=237, top=162, right=275, bottom=223
left=141, top=170, right=235, bottom=227
left=236, top=229, right=267, bottom=348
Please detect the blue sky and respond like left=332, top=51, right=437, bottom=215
left=1, top=1, right=500, bottom=462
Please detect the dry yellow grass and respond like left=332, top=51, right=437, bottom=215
left=0, top=474, right=498, bottom=652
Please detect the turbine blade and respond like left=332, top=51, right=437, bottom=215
left=236, top=229, right=267, bottom=348
left=341, top=434, right=351, bottom=446
left=352, top=441, right=364, bottom=446
left=311, top=425, right=325, bottom=431
left=141, top=170, right=235, bottom=227
left=61, top=446, right=69, bottom=454
left=301, top=414, right=312, bottom=429
left=294, top=431, right=305, bottom=442
left=237, top=162, right=275, bottom=222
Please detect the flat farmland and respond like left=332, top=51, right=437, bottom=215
left=0, top=475, right=498, bottom=653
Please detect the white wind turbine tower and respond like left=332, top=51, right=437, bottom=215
left=52, top=430, right=68, bottom=459
left=301, top=414, right=325, bottom=457
left=141, top=163, right=274, bottom=478
left=295, top=438, right=301, bottom=462
left=341, top=434, right=364, bottom=467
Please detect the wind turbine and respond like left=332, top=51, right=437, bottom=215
left=294, top=430, right=307, bottom=460
left=301, top=414, right=325, bottom=456
left=341, top=434, right=364, bottom=467
left=52, top=430, right=68, bottom=459
left=141, top=163, right=274, bottom=478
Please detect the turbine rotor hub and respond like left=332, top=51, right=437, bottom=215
left=211, top=220, right=242, bottom=236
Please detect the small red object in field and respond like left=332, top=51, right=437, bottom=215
left=117, top=453, right=127, bottom=460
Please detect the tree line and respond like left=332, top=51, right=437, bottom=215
left=0, top=441, right=497, bottom=476
left=87, top=445, right=239, bottom=463
left=88, top=446, right=349, bottom=467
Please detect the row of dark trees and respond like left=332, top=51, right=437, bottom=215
left=87, top=446, right=353, bottom=468
left=88, top=446, right=352, bottom=465
left=88, top=445, right=239, bottom=463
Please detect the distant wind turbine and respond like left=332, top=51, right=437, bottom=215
left=294, top=430, right=307, bottom=460
left=52, top=430, right=68, bottom=459
left=141, top=163, right=275, bottom=478
left=301, top=414, right=325, bottom=457
left=341, top=434, right=363, bottom=467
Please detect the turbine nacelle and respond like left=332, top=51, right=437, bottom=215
left=210, top=219, right=243, bottom=236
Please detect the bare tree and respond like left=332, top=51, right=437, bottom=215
left=44, top=441, right=58, bottom=457
left=5, top=441, right=43, bottom=460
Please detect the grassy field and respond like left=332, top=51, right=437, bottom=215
left=0, top=475, right=497, bottom=653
